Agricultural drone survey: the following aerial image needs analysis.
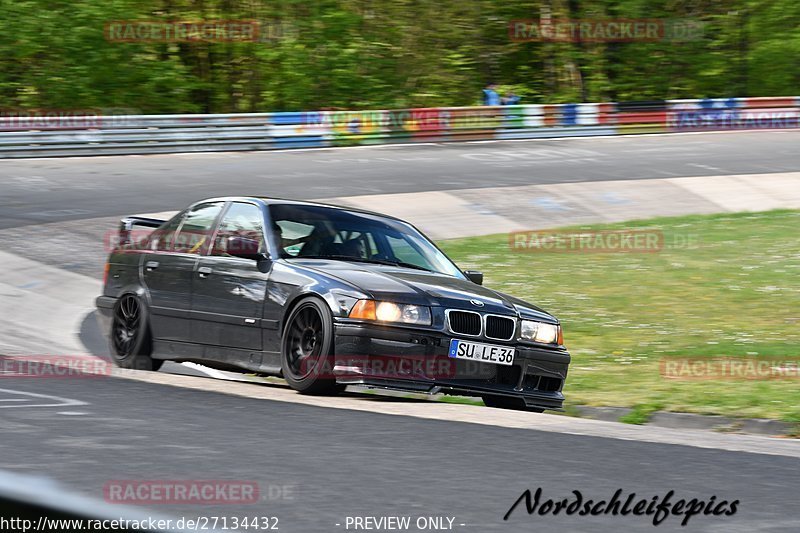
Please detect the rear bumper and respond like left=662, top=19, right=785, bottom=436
left=333, top=322, right=570, bottom=410
left=95, top=296, right=116, bottom=335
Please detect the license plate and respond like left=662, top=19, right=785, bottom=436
left=448, top=339, right=515, bottom=366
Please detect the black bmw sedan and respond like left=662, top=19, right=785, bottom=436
left=96, top=197, right=570, bottom=412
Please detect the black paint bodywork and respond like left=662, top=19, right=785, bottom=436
left=96, top=197, right=570, bottom=410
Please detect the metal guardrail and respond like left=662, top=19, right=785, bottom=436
left=0, top=97, right=797, bottom=158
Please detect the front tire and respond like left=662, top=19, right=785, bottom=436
left=110, top=294, right=163, bottom=371
left=482, top=395, right=544, bottom=413
left=280, top=297, right=343, bottom=395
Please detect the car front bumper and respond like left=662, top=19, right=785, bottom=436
left=333, top=322, right=570, bottom=410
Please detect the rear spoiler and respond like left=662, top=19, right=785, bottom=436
left=118, top=216, right=165, bottom=246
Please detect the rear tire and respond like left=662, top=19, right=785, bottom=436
left=110, top=294, right=163, bottom=371
left=280, top=297, right=343, bottom=395
left=482, top=395, right=544, bottom=413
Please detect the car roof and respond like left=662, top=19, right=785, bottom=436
left=200, top=196, right=408, bottom=223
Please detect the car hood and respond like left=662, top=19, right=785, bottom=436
left=292, top=259, right=556, bottom=322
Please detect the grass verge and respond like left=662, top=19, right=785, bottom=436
left=439, top=210, right=800, bottom=422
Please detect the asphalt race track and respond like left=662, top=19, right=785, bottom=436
left=1, top=131, right=800, bottom=532
left=0, top=375, right=798, bottom=533
left=2, top=130, right=800, bottom=229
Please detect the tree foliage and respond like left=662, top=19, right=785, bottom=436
left=0, top=0, right=797, bottom=112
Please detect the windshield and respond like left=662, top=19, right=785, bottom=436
left=269, top=203, right=465, bottom=279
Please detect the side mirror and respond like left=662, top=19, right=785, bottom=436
left=226, top=236, right=266, bottom=261
left=464, top=270, right=483, bottom=285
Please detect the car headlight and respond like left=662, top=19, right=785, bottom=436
left=520, top=320, right=562, bottom=344
left=349, top=300, right=432, bottom=326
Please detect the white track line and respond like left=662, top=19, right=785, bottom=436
left=0, top=388, right=88, bottom=409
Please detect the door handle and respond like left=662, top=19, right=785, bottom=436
left=145, top=261, right=159, bottom=271
left=198, top=266, right=213, bottom=278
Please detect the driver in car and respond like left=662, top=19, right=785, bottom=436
left=340, top=237, right=366, bottom=259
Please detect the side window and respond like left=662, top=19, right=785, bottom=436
left=173, top=202, right=224, bottom=254
left=212, top=203, right=266, bottom=256
left=151, top=212, right=185, bottom=252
